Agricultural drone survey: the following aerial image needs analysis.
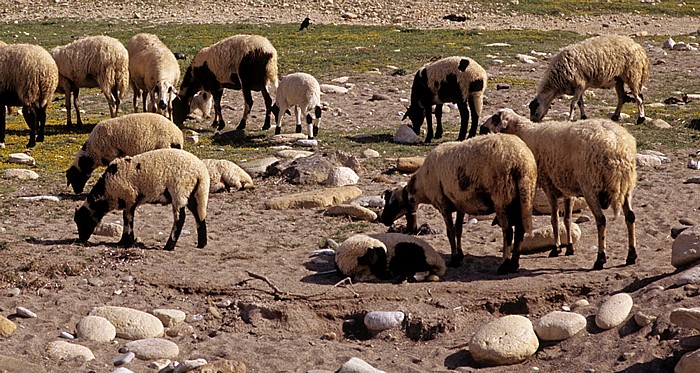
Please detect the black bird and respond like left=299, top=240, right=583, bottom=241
left=299, top=17, right=310, bottom=31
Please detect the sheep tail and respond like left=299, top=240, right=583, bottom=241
left=515, top=167, right=534, bottom=235
left=194, top=173, right=210, bottom=221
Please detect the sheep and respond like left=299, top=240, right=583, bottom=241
left=171, top=34, right=278, bottom=132
left=403, top=56, right=487, bottom=143
left=271, top=72, right=322, bottom=139
left=126, top=33, right=181, bottom=120
left=66, top=113, right=184, bottom=194
left=74, top=148, right=209, bottom=251
left=334, top=233, right=446, bottom=283
left=0, top=43, right=58, bottom=148
left=380, top=134, right=537, bottom=274
left=202, top=158, right=254, bottom=193
left=188, top=91, right=213, bottom=120
left=480, top=108, right=638, bottom=270
left=529, top=34, right=649, bottom=125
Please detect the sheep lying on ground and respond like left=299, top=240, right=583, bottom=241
left=126, top=33, right=180, bottom=120
left=403, top=56, right=487, bottom=143
left=66, top=113, right=184, bottom=194
left=74, top=148, right=209, bottom=251
left=0, top=44, right=58, bottom=148
left=381, top=134, right=537, bottom=274
left=271, top=72, right=322, bottom=139
left=481, top=108, right=637, bottom=270
left=172, top=34, right=278, bottom=131
left=188, top=91, right=213, bottom=120
left=51, top=36, right=129, bottom=128
left=529, top=34, right=649, bottom=124
left=202, top=159, right=254, bottom=193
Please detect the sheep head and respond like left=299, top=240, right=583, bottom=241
left=380, top=186, right=418, bottom=233
left=480, top=108, right=522, bottom=135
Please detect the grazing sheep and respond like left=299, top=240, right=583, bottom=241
left=529, top=34, right=649, bottom=124
left=480, top=108, right=637, bottom=270
left=172, top=34, right=278, bottom=131
left=403, top=56, right=487, bottom=143
left=202, top=158, right=254, bottom=193
left=51, top=35, right=129, bottom=127
left=271, top=72, right=322, bottom=139
left=126, top=33, right=181, bottom=120
left=380, top=134, right=537, bottom=274
left=74, top=148, right=209, bottom=251
left=188, top=91, right=213, bottom=119
left=0, top=44, right=58, bottom=148
left=66, top=113, right=184, bottom=194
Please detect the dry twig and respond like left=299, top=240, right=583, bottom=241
left=244, top=271, right=359, bottom=300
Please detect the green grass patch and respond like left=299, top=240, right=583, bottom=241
left=472, top=0, right=700, bottom=17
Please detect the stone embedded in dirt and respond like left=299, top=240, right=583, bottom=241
left=320, top=84, right=349, bottom=94
left=166, top=323, right=194, bottom=338
left=350, top=195, right=385, bottom=208
left=90, top=306, right=164, bottom=340
left=1, top=169, right=38, bottom=180
left=16, top=306, right=37, bottom=318
left=672, top=225, right=700, bottom=268
left=113, top=367, right=134, bottom=373
left=332, top=76, right=350, bottom=84
left=93, top=222, right=123, bottom=238
left=76, top=315, right=116, bottom=342
left=124, top=338, right=179, bottom=360
left=185, top=131, right=199, bottom=144
left=275, top=149, right=313, bottom=159
left=663, top=37, right=676, bottom=49
left=595, top=293, right=633, bottom=330
left=670, top=307, right=700, bottom=330
left=369, top=93, right=390, bottom=101
left=336, top=357, right=386, bottom=373
left=676, top=265, right=700, bottom=286
left=676, top=349, right=700, bottom=373
left=269, top=133, right=308, bottom=145
left=59, top=331, right=74, bottom=340
left=680, top=218, right=699, bottom=226
left=325, top=204, right=377, bottom=222
left=326, top=167, right=359, bottom=186
left=633, top=310, right=657, bottom=327
left=395, top=156, right=424, bottom=173
left=7, top=153, right=35, bottom=166
left=113, top=351, right=135, bottom=366
left=7, top=287, right=20, bottom=297
left=174, top=358, right=208, bottom=373
left=394, top=124, right=421, bottom=144
left=570, top=299, right=590, bottom=310
left=363, top=311, right=405, bottom=332
left=362, top=148, right=380, bottom=158
left=238, top=156, right=280, bottom=178
left=532, top=189, right=588, bottom=215
left=152, top=309, right=186, bottom=327
left=264, top=186, right=363, bottom=210
left=0, top=354, right=45, bottom=372
left=533, top=311, right=587, bottom=341
left=188, top=359, right=247, bottom=373
left=521, top=222, right=581, bottom=253
left=19, top=195, right=60, bottom=202
left=0, top=316, right=16, bottom=339
left=636, top=154, right=663, bottom=168
left=46, top=341, right=95, bottom=361
left=650, top=118, right=671, bottom=129
left=281, top=150, right=362, bottom=185
left=496, top=83, right=510, bottom=90
left=469, top=315, right=539, bottom=366
left=295, top=139, right=318, bottom=147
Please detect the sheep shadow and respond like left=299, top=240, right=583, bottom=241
left=346, top=133, right=394, bottom=144
left=444, top=349, right=478, bottom=370
left=210, top=129, right=273, bottom=146
left=25, top=237, right=161, bottom=251
left=618, top=350, right=685, bottom=372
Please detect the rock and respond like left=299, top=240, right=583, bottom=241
left=522, top=223, right=581, bottom=253
left=363, top=311, right=405, bottom=332
left=636, top=154, right=663, bottom=168
left=684, top=176, right=700, bottom=184
left=46, top=341, right=95, bottom=361
left=595, top=293, right=633, bottom=330
left=670, top=308, right=700, bottom=330
left=633, top=310, right=656, bottom=327
left=676, top=265, right=700, bottom=286
left=166, top=323, right=194, bottom=338
left=650, top=118, right=671, bottom=129
left=676, top=349, right=700, bottom=373
left=280, top=150, right=361, bottom=185
left=672, top=225, right=700, bottom=268
left=369, top=93, right=390, bottom=101
left=189, top=359, right=246, bottom=373
left=362, top=149, right=380, bottom=158
left=113, top=368, right=134, bottom=373
left=1, top=169, right=38, bottom=180
left=350, top=195, right=385, bottom=208
left=336, top=357, right=386, bottom=373
left=326, top=167, right=359, bottom=186
left=0, top=316, right=16, bottom=338
left=575, top=215, right=591, bottom=224
left=269, top=133, right=308, bottom=144
left=90, top=306, right=164, bottom=340
left=87, top=278, right=103, bottom=286
left=680, top=218, right=699, bottom=226
left=59, top=331, right=75, bottom=339
left=319, top=84, right=348, bottom=94
left=275, top=149, right=313, bottom=159
left=19, top=195, right=59, bottom=202
left=570, top=299, right=590, bottom=310
left=149, top=359, right=172, bottom=370
left=264, top=186, right=362, bottom=210
left=93, top=222, right=123, bottom=237
left=325, top=204, right=377, bottom=221
left=295, top=139, right=318, bottom=147
left=663, top=37, right=675, bottom=49
left=341, top=12, right=358, bottom=20
left=332, top=76, right=350, bottom=84
left=113, top=351, right=135, bottom=366
left=469, top=315, right=539, bottom=366
left=672, top=226, right=690, bottom=239
left=7, top=287, right=20, bottom=297
left=238, top=156, right=279, bottom=178
left=496, top=83, right=510, bottom=90
left=76, top=315, right=116, bottom=342
left=394, top=124, right=421, bottom=144
left=7, top=153, right=35, bottom=166
left=673, top=42, right=695, bottom=51
left=185, top=134, right=199, bottom=144
left=680, top=335, right=700, bottom=350
left=533, top=311, right=587, bottom=341
left=16, top=306, right=37, bottom=318
left=124, top=338, right=179, bottom=360
left=152, top=309, right=186, bottom=327
left=532, top=189, right=588, bottom=214
left=174, top=358, right=208, bottom=373
left=395, top=156, right=424, bottom=173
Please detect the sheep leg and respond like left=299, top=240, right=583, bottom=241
left=588, top=202, right=607, bottom=270
left=405, top=208, right=418, bottom=234
left=547, top=194, right=563, bottom=257
left=261, top=84, right=273, bottom=131
left=456, top=101, right=470, bottom=140
left=434, top=104, right=443, bottom=139
left=455, top=211, right=464, bottom=255
left=497, top=213, right=519, bottom=275
left=623, top=196, right=637, bottom=265
left=73, top=88, right=84, bottom=127
left=188, top=195, right=207, bottom=248
left=0, top=105, right=6, bottom=145
left=142, top=91, right=150, bottom=113
left=611, top=79, right=626, bottom=122
left=313, top=105, right=321, bottom=137
left=64, top=90, right=73, bottom=128
left=212, top=89, right=226, bottom=130
left=423, top=106, right=434, bottom=143
left=36, top=105, right=47, bottom=143
left=118, top=206, right=137, bottom=247
left=22, top=106, right=37, bottom=148
left=164, top=207, right=186, bottom=251
left=294, top=106, right=303, bottom=134
left=236, top=86, right=254, bottom=131
left=569, top=89, right=584, bottom=121
left=131, top=83, right=140, bottom=113
left=443, top=211, right=464, bottom=267
left=563, top=197, right=575, bottom=256
left=467, top=96, right=480, bottom=139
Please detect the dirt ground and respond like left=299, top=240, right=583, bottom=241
left=1, top=2, right=700, bottom=372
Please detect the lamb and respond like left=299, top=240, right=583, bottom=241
left=403, top=56, right=487, bottom=143
left=51, top=35, right=129, bottom=128
left=271, top=72, right=322, bottom=139
left=480, top=108, right=638, bottom=270
left=202, top=158, right=254, bottom=193
left=334, top=233, right=446, bottom=283
left=171, top=34, right=278, bottom=132
left=74, top=148, right=209, bottom=251
left=380, top=134, right=537, bottom=274
left=188, top=91, right=213, bottom=120
left=529, top=34, right=649, bottom=125
left=0, top=44, right=59, bottom=148
left=66, top=113, right=184, bottom=194
left=126, top=33, right=181, bottom=120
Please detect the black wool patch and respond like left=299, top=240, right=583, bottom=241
left=458, top=59, right=470, bottom=72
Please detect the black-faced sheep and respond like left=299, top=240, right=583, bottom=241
left=74, top=148, right=209, bottom=251
left=529, top=34, right=649, bottom=124
left=403, top=56, right=487, bottom=143
left=51, top=35, right=130, bottom=128
left=66, top=113, right=184, bottom=194
left=0, top=44, right=58, bottom=148
left=188, top=91, right=213, bottom=120
left=171, top=34, right=278, bottom=131
left=271, top=72, right=322, bottom=139
left=126, top=33, right=180, bottom=120
left=202, top=158, right=254, bottom=193
left=380, top=134, right=537, bottom=274
left=480, top=108, right=637, bottom=270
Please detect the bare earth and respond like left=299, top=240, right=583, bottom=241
left=1, top=1, right=700, bottom=373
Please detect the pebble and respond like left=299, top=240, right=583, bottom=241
left=574, top=215, right=591, bottom=224
left=369, top=93, right=390, bottom=101
left=0, top=315, right=17, bottom=338
left=325, top=204, right=377, bottom=222
left=469, top=315, right=539, bottom=366
left=149, top=359, right=172, bottom=370
left=124, top=338, right=179, bottom=360
left=349, top=195, right=384, bottom=208
left=16, top=306, right=37, bottom=318
left=676, top=265, right=700, bottom=286
left=364, top=311, right=405, bottom=332
left=88, top=278, right=104, bottom=286
left=7, top=153, right=35, bottom=166
left=533, top=311, right=587, bottom=341
left=496, top=83, right=510, bottom=90
left=336, top=357, right=385, bottom=373
left=46, top=340, right=95, bottom=361
left=362, top=149, right=380, bottom=158
left=208, top=306, right=221, bottom=319
left=113, top=368, right=134, bottom=373
left=7, top=287, right=20, bottom=297
left=671, top=225, right=700, bottom=268
left=76, top=315, right=117, bottom=342
left=676, top=349, right=700, bottom=373
left=670, top=307, right=700, bottom=330
left=113, top=351, right=136, bottom=366
left=319, top=84, right=349, bottom=94
left=216, top=300, right=232, bottom=308
left=325, top=167, right=359, bottom=187
left=680, top=218, right=699, bottom=226
left=672, top=226, right=690, bottom=239
left=295, top=139, right=318, bottom=147
left=275, top=149, right=313, bottom=159
left=19, top=195, right=59, bottom=202
left=90, top=306, right=164, bottom=340
left=570, top=299, right=589, bottom=310
left=595, top=293, right=633, bottom=330
left=152, top=309, right=186, bottom=327
left=166, top=323, right=194, bottom=338
left=59, top=331, right=75, bottom=339
left=633, top=310, right=657, bottom=327
left=321, top=331, right=337, bottom=340
left=173, top=358, right=208, bottom=373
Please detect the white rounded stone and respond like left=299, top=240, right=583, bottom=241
left=16, top=306, right=37, bottom=318
left=294, top=139, right=318, bottom=147
left=112, top=368, right=134, bottom=373
left=326, top=167, right=359, bottom=186
left=124, top=338, right=179, bottom=360
left=672, top=226, right=700, bottom=268
left=113, top=351, right=135, bottom=366
left=469, top=315, right=539, bottom=366
left=364, top=311, right=405, bottom=332
left=362, top=149, right=380, bottom=158
left=595, top=293, right=633, bottom=330
left=533, top=311, right=587, bottom=341
left=337, top=357, right=385, bottom=373
left=7, top=153, right=35, bottom=166
left=670, top=307, right=700, bottom=330
left=676, top=349, right=700, bottom=373
left=152, top=309, right=186, bottom=327
left=325, top=204, right=377, bottom=222
left=522, top=223, right=581, bottom=252
left=634, top=310, right=656, bottom=327
left=90, top=306, right=164, bottom=340
left=570, top=299, right=590, bottom=310
left=1, top=169, right=39, bottom=180
left=76, top=315, right=116, bottom=342
left=93, top=222, right=123, bottom=238
left=46, top=340, right=95, bottom=361
left=173, top=358, right=208, bottom=373
left=275, top=149, right=313, bottom=159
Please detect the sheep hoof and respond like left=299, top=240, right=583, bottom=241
left=261, top=122, right=271, bottom=131
left=636, top=116, right=646, bottom=125
left=447, top=254, right=464, bottom=267
left=565, top=244, right=575, bottom=256
left=26, top=141, right=36, bottom=148
left=580, top=114, right=588, bottom=120
left=593, top=253, right=607, bottom=270
left=548, top=247, right=561, bottom=257
left=497, top=259, right=519, bottom=275
left=163, top=243, right=176, bottom=251
left=275, top=127, right=282, bottom=135
left=625, top=251, right=637, bottom=265
left=295, top=125, right=302, bottom=133
left=117, top=238, right=135, bottom=248
left=313, top=125, right=319, bottom=137
left=610, top=114, right=620, bottom=122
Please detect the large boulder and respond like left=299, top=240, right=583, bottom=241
left=280, top=150, right=361, bottom=185
left=672, top=225, right=700, bottom=268
left=89, top=306, right=164, bottom=340
left=469, top=315, right=539, bottom=366
left=264, top=186, right=363, bottom=210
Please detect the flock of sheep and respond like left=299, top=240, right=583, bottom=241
left=0, top=31, right=649, bottom=281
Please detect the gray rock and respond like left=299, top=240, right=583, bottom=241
left=295, top=139, right=318, bottom=147
left=575, top=215, right=591, bottom=224
left=7, top=153, right=35, bottom=166
left=522, top=223, right=581, bottom=253
left=362, top=149, right=380, bottom=158
left=269, top=133, right=307, bottom=144
left=331, top=76, right=350, bottom=84
left=369, top=93, right=390, bottom=101
left=275, top=149, right=313, bottom=159
left=676, top=265, right=700, bottom=286
left=680, top=218, right=699, bottom=226
left=90, top=306, right=164, bottom=340
left=676, top=349, right=700, bottom=373
left=1, top=169, right=39, bottom=180
left=336, top=357, right=385, bottom=373
left=281, top=150, right=361, bottom=185
left=349, top=195, right=385, bottom=208
left=238, top=156, right=280, bottom=178
left=46, top=340, right=95, bottom=361
left=394, top=124, right=421, bottom=144
left=319, top=84, right=349, bottom=94
left=93, top=222, right=123, bottom=237
left=16, top=306, right=37, bottom=318
left=685, top=176, right=700, bottom=184
left=76, top=315, right=116, bottom=342
left=173, top=358, right=208, bottom=373
left=469, top=315, right=539, bottom=366
left=152, top=309, right=186, bottom=327
left=326, top=167, right=359, bottom=186
left=59, top=331, right=75, bottom=339
left=325, top=204, right=377, bottom=222
left=633, top=310, right=656, bottom=327
left=113, top=351, right=135, bottom=366
left=650, top=118, right=671, bottom=129
left=533, top=311, right=587, bottom=341
left=264, top=186, right=363, bottom=210
left=363, top=311, right=405, bottom=332
left=663, top=37, right=675, bottom=49
left=87, top=278, right=103, bottom=286
left=124, top=338, right=179, bottom=360
left=672, top=226, right=690, bottom=239
left=672, top=225, right=700, bottom=268
left=636, top=154, right=662, bottom=168
left=670, top=307, right=700, bottom=330
left=595, top=293, right=633, bottom=330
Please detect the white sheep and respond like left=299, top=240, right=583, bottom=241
left=380, top=134, right=537, bottom=274
left=480, top=108, right=638, bottom=270
left=404, top=56, right=487, bottom=143
left=74, top=148, right=209, bottom=251
left=172, top=34, right=278, bottom=131
left=0, top=44, right=58, bottom=148
left=271, top=72, right=322, bottom=139
left=529, top=34, right=649, bottom=124
left=66, top=113, right=184, bottom=194
left=126, top=33, right=180, bottom=120
left=202, top=158, right=254, bottom=193
left=188, top=91, right=213, bottom=120
left=51, top=35, right=129, bottom=128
